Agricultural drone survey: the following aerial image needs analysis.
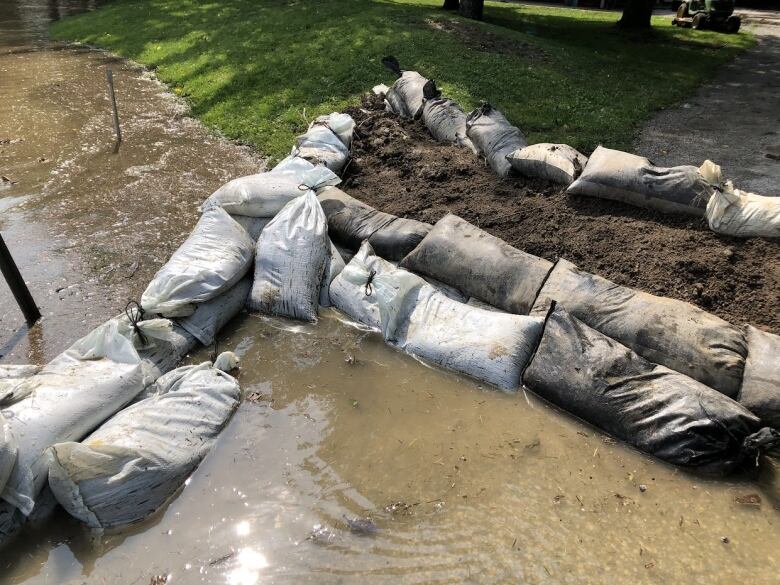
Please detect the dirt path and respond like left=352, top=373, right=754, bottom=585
left=636, top=17, right=780, bottom=196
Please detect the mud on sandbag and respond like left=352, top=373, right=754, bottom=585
left=382, top=56, right=428, bottom=119
left=317, top=186, right=431, bottom=261
left=506, top=143, right=588, bottom=186
left=466, top=103, right=527, bottom=177
left=530, top=258, right=747, bottom=397
left=705, top=182, right=780, bottom=239
left=420, top=81, right=476, bottom=152
left=739, top=326, right=780, bottom=430
left=202, top=166, right=339, bottom=218
left=523, top=305, right=778, bottom=474
left=177, top=277, right=251, bottom=346
left=47, top=355, right=241, bottom=530
left=400, top=213, right=552, bottom=315
left=319, top=241, right=345, bottom=308
left=566, top=146, right=715, bottom=216
left=141, top=207, right=254, bottom=318
left=294, top=113, right=355, bottom=173
left=248, top=190, right=329, bottom=321
left=0, top=317, right=177, bottom=518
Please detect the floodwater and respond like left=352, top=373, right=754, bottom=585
left=1, top=1, right=779, bottom=584
left=0, top=0, right=262, bottom=364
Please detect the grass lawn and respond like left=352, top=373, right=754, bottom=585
left=51, top=0, right=753, bottom=163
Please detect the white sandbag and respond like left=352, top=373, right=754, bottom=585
left=506, top=143, right=588, bottom=186
left=248, top=190, right=329, bottom=321
left=0, top=317, right=175, bottom=517
left=319, top=241, right=346, bottom=308
left=373, top=270, right=544, bottom=390
left=47, top=355, right=240, bottom=530
left=230, top=215, right=270, bottom=242
left=295, top=113, right=355, bottom=173
left=0, top=412, right=16, bottom=496
left=141, top=208, right=254, bottom=317
left=706, top=182, right=780, bottom=238
left=202, top=166, right=339, bottom=218
left=177, top=277, right=251, bottom=346
left=0, top=365, right=41, bottom=406
left=466, top=104, right=527, bottom=177
left=567, top=146, right=714, bottom=216
left=372, top=84, right=389, bottom=98
left=272, top=154, right=316, bottom=174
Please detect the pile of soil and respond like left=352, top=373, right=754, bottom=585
left=341, top=95, right=780, bottom=334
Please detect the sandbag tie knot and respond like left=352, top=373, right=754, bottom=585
left=364, top=269, right=377, bottom=297
left=124, top=300, right=147, bottom=345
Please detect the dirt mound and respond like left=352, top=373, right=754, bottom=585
left=341, top=95, right=780, bottom=334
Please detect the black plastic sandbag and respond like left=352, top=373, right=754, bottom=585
left=400, top=213, right=552, bottom=315
left=317, top=186, right=431, bottom=261
left=739, top=326, right=780, bottom=430
left=530, top=259, right=747, bottom=397
left=522, top=305, right=778, bottom=475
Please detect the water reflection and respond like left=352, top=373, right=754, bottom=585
left=227, top=548, right=269, bottom=585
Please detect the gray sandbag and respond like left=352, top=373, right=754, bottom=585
left=530, top=258, right=747, bottom=397
left=523, top=305, right=778, bottom=474
left=141, top=207, right=254, bottom=317
left=0, top=365, right=41, bottom=406
left=248, top=190, right=329, bottom=321
left=47, top=355, right=240, bottom=530
left=317, top=186, right=432, bottom=261
left=566, top=146, right=714, bottom=216
left=0, top=412, right=16, bottom=496
left=506, top=143, right=588, bottom=186
left=400, top=213, right=552, bottom=315
left=382, top=56, right=427, bottom=119
left=231, top=215, right=270, bottom=242
left=739, top=326, right=780, bottom=429
left=319, top=241, right=346, bottom=308
left=466, top=104, right=527, bottom=177
left=294, top=113, right=355, bottom=173
left=177, top=277, right=251, bottom=346
left=421, top=81, right=476, bottom=152
left=202, top=166, right=339, bottom=218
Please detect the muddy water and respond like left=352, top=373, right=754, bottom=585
left=0, top=0, right=262, bottom=363
left=3, top=311, right=778, bottom=584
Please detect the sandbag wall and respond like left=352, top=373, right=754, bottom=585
left=377, top=60, right=779, bottom=238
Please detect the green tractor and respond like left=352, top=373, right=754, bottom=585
left=672, top=0, right=741, bottom=33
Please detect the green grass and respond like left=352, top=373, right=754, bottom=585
left=51, top=0, right=753, bottom=162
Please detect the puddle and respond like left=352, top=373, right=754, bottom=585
left=3, top=311, right=779, bottom=584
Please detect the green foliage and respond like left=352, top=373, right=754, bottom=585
left=51, top=0, right=752, bottom=162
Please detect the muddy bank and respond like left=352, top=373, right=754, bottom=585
left=342, top=95, right=780, bottom=334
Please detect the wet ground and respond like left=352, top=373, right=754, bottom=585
left=0, top=0, right=263, bottom=364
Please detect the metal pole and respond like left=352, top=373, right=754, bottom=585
left=106, top=69, right=122, bottom=152
left=0, top=233, right=41, bottom=325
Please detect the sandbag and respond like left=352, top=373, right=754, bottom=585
left=0, top=412, right=16, bottom=496
left=177, top=277, right=251, bottom=346
left=421, top=81, right=476, bottom=152
left=271, top=154, right=316, bottom=174
left=566, top=146, right=714, bottom=216
left=400, top=214, right=552, bottom=315
left=706, top=182, right=780, bottom=238
left=382, top=56, right=427, bottom=119
left=47, top=355, right=240, bottom=530
left=201, top=166, right=339, bottom=218
left=739, top=326, right=780, bottom=429
left=319, top=241, right=346, bottom=308
left=530, top=258, right=747, bottom=397
left=523, top=305, right=778, bottom=474
left=294, top=113, right=354, bottom=173
left=0, top=317, right=175, bottom=517
left=0, top=365, right=41, bottom=406
left=248, top=190, right=329, bottom=321
left=466, top=104, right=526, bottom=177
left=231, top=215, right=270, bottom=242
left=506, top=143, right=588, bottom=186
left=137, top=322, right=198, bottom=382
left=141, top=208, right=254, bottom=317
left=317, top=186, right=432, bottom=261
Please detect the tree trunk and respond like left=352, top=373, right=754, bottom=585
left=459, top=0, right=484, bottom=20
left=442, top=0, right=459, bottom=10
left=618, top=0, right=654, bottom=29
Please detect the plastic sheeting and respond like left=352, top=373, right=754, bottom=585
left=567, top=146, right=714, bottom=216
left=739, top=326, right=780, bottom=430
left=466, top=104, right=527, bottom=177
left=248, top=190, right=329, bottom=321
left=400, top=213, right=552, bottom=315
left=523, top=305, right=777, bottom=474
left=141, top=207, right=254, bottom=318
left=318, top=186, right=431, bottom=261
left=177, top=277, right=251, bottom=346
left=47, top=356, right=240, bottom=529
left=506, top=143, right=588, bottom=186
left=530, top=258, right=747, bottom=397
left=201, top=166, right=339, bottom=218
